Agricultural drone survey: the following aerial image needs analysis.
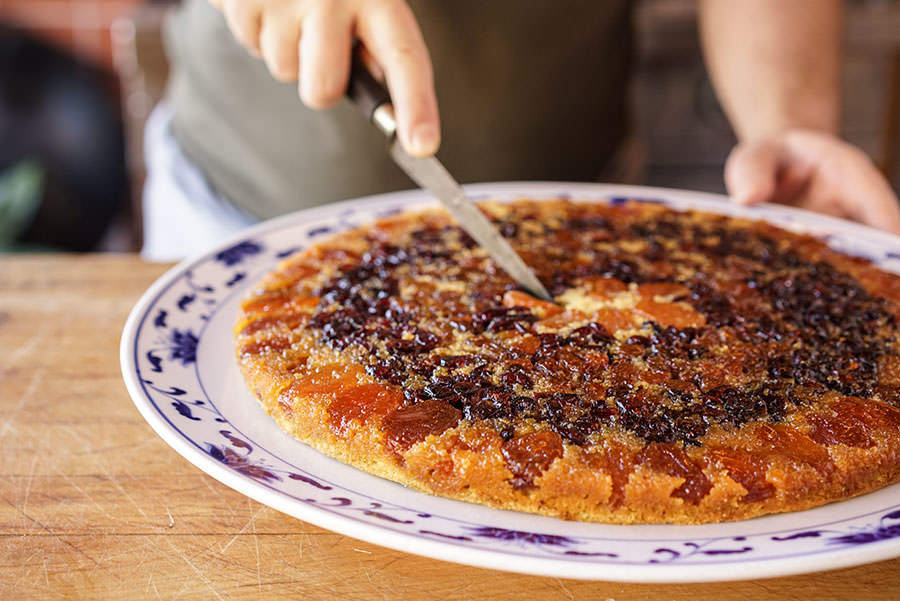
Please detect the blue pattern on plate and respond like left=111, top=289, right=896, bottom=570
left=215, top=240, right=264, bottom=266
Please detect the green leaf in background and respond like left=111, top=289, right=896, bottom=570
left=0, top=160, right=45, bottom=252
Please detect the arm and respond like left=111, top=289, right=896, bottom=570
left=700, top=0, right=841, bottom=142
left=699, top=0, right=900, bottom=232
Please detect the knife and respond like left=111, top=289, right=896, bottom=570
left=346, top=56, right=553, bottom=302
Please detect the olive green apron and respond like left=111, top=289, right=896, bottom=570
left=165, top=0, right=633, bottom=220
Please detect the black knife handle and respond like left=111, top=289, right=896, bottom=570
left=347, top=53, right=392, bottom=123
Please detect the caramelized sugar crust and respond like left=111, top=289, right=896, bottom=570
left=235, top=200, right=900, bottom=523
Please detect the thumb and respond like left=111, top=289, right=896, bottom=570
left=724, top=141, right=780, bottom=206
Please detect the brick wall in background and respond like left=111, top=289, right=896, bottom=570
left=0, top=0, right=142, bottom=69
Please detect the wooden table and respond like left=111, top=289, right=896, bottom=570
left=2, top=254, right=899, bottom=600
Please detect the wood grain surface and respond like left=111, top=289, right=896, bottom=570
left=2, top=254, right=899, bottom=600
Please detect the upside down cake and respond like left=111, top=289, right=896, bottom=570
left=235, top=199, right=900, bottom=524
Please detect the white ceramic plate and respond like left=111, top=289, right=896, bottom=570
left=121, top=182, right=900, bottom=582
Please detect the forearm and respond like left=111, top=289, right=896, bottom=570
left=699, top=0, right=842, bottom=142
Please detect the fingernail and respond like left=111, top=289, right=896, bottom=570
left=409, top=123, right=439, bottom=157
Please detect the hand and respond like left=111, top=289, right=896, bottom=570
left=724, top=129, right=900, bottom=234
left=208, top=0, right=440, bottom=157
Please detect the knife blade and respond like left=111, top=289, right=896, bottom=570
left=346, top=57, right=553, bottom=301
left=386, top=138, right=553, bottom=301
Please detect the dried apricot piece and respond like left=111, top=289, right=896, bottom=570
left=592, top=307, right=639, bottom=333
left=239, top=335, right=292, bottom=356
left=239, top=312, right=307, bottom=336
left=501, top=431, right=564, bottom=489
left=635, top=299, right=706, bottom=329
left=806, top=412, right=872, bottom=448
left=586, top=445, right=635, bottom=508
left=582, top=276, right=628, bottom=297
left=637, top=282, right=690, bottom=300
left=328, top=383, right=404, bottom=435
left=706, top=449, right=775, bottom=503
left=806, top=398, right=900, bottom=448
left=636, top=443, right=711, bottom=504
left=753, top=424, right=834, bottom=473
left=511, top=334, right=541, bottom=355
left=271, top=262, right=319, bottom=288
left=502, top=290, right=563, bottom=317
left=837, top=399, right=900, bottom=428
left=382, top=400, right=462, bottom=458
left=241, top=290, right=292, bottom=313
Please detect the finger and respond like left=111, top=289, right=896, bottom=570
left=780, top=131, right=900, bottom=234
left=223, top=0, right=262, bottom=57
left=833, top=148, right=900, bottom=234
left=357, top=44, right=384, bottom=82
left=299, top=8, right=353, bottom=108
left=356, top=1, right=440, bottom=157
left=858, top=189, right=900, bottom=235
left=771, top=162, right=814, bottom=206
left=724, top=141, right=779, bottom=206
left=260, top=12, right=301, bottom=82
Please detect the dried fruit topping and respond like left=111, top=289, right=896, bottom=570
left=299, top=201, right=900, bottom=449
left=833, top=398, right=900, bottom=428
left=382, top=399, right=462, bottom=457
left=636, top=443, right=712, bottom=504
left=328, top=383, right=403, bottom=435
left=804, top=397, right=898, bottom=449
left=239, top=336, right=292, bottom=356
left=239, top=313, right=304, bottom=336
left=471, top=306, right=539, bottom=334
left=637, top=282, right=690, bottom=300
left=502, top=290, right=563, bottom=317
left=591, top=307, right=639, bottom=333
left=366, top=356, right=406, bottom=385
left=501, top=430, right=564, bottom=489
left=635, top=299, right=706, bottom=329
left=753, top=424, right=833, bottom=473
left=806, top=412, right=872, bottom=449
left=707, top=449, right=775, bottom=503
left=387, top=329, right=441, bottom=354
left=582, top=276, right=628, bottom=297
left=241, top=290, right=291, bottom=313
left=587, top=446, right=635, bottom=508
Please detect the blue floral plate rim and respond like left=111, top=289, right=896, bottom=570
left=120, top=182, right=900, bottom=582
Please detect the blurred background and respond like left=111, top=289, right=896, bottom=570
left=1, top=0, right=899, bottom=253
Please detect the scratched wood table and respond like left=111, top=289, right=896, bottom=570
left=2, top=254, right=899, bottom=600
